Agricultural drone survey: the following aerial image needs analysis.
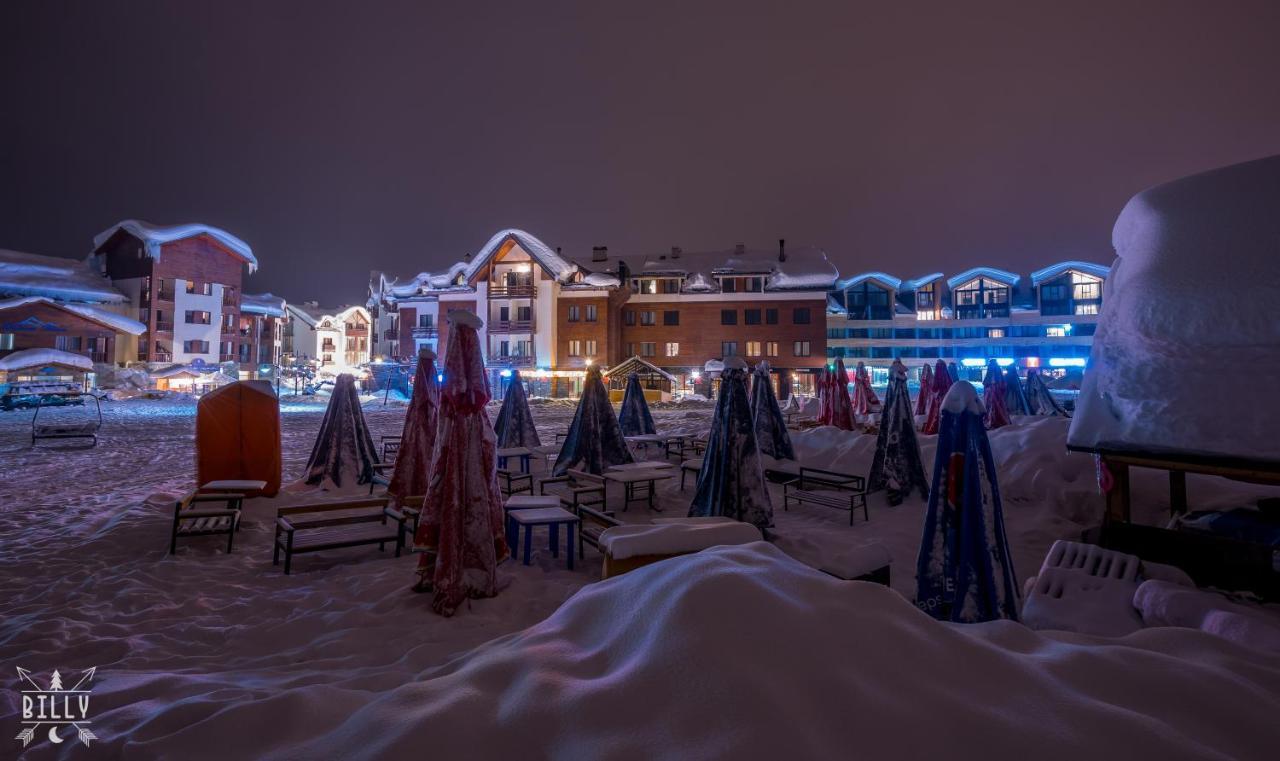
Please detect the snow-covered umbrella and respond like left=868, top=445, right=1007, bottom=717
left=618, top=372, right=657, bottom=436
left=915, top=381, right=1019, bottom=623
left=750, top=360, right=795, bottom=460
left=301, top=373, right=378, bottom=489
left=689, top=356, right=774, bottom=530
left=982, top=359, right=1012, bottom=430
left=413, top=311, right=509, bottom=615
left=387, top=348, right=441, bottom=509
left=915, top=362, right=934, bottom=416
left=553, top=365, right=633, bottom=476
left=947, top=361, right=960, bottom=383
left=852, top=360, right=878, bottom=415
left=816, top=367, right=831, bottom=426
left=493, top=368, right=541, bottom=448
left=828, top=358, right=855, bottom=430
left=1025, top=369, right=1070, bottom=417
left=921, top=359, right=953, bottom=435
left=1004, top=365, right=1032, bottom=416
left=868, top=359, right=929, bottom=500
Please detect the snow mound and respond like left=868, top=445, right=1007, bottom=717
left=291, top=543, right=1280, bottom=759
left=1070, top=155, right=1280, bottom=462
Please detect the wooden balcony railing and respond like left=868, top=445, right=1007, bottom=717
left=488, top=319, right=534, bottom=334
left=488, top=284, right=536, bottom=299
left=155, top=322, right=174, bottom=332
left=155, top=288, right=175, bottom=302
left=486, top=354, right=537, bottom=368
left=411, top=326, right=438, bottom=338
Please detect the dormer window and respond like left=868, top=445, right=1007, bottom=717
left=954, top=277, right=1010, bottom=319
left=1039, top=270, right=1103, bottom=316
left=846, top=282, right=892, bottom=320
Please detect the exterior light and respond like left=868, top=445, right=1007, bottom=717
left=585, top=358, right=593, bottom=366
left=1048, top=358, right=1087, bottom=368
left=994, top=358, right=1014, bottom=367
left=960, top=358, right=986, bottom=367
left=499, top=369, right=512, bottom=378
left=437, top=373, right=444, bottom=382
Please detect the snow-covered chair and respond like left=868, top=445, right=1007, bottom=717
left=1020, top=540, right=1145, bottom=637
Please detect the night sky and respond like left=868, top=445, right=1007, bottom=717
left=3, top=2, right=1278, bottom=305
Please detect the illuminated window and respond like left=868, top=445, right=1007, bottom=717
left=987, top=328, right=1005, bottom=338
left=665, top=342, right=679, bottom=357
left=568, top=340, right=581, bottom=356
left=1046, top=326, right=1067, bottom=337
left=793, top=341, right=811, bottom=357
left=746, top=341, right=762, bottom=357
left=585, top=340, right=597, bottom=356
left=1074, top=303, right=1099, bottom=315
left=765, top=341, right=779, bottom=357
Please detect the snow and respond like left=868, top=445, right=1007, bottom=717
left=598, top=519, right=761, bottom=559
left=466, top=228, right=576, bottom=282
left=835, top=271, right=903, bottom=290
left=941, top=377, right=985, bottom=414
left=1030, top=260, right=1112, bottom=286
left=92, top=220, right=258, bottom=272
left=240, top=292, right=286, bottom=317
left=0, top=248, right=125, bottom=303
left=580, top=271, right=620, bottom=287
left=901, top=272, right=945, bottom=291
left=0, top=295, right=146, bottom=335
left=3, top=400, right=1279, bottom=757
left=945, top=266, right=1020, bottom=288
left=1069, top=155, right=1280, bottom=462
left=0, top=347, right=94, bottom=372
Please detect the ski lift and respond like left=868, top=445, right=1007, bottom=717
left=32, top=392, right=103, bottom=446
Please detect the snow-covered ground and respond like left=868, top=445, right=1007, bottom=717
left=1, top=397, right=1278, bottom=759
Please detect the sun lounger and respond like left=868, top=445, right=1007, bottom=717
left=170, top=489, right=243, bottom=554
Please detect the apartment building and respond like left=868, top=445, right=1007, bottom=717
left=282, top=302, right=373, bottom=373
left=825, top=260, right=1110, bottom=384
left=238, top=292, right=287, bottom=372
left=371, top=231, right=836, bottom=399
left=90, top=220, right=258, bottom=367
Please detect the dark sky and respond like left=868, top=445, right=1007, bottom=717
left=3, top=2, right=1278, bottom=305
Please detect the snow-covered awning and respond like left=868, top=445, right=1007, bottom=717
left=605, top=356, right=677, bottom=385
left=0, top=296, right=146, bottom=335
left=1029, top=260, right=1111, bottom=286
left=93, top=220, right=257, bottom=272
left=241, top=292, right=286, bottom=317
left=946, top=267, right=1020, bottom=289
left=0, top=348, right=95, bottom=373
left=0, top=248, right=126, bottom=303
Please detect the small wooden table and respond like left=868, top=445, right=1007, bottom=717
left=603, top=467, right=675, bottom=512
left=496, top=446, right=534, bottom=474
left=507, top=506, right=581, bottom=570
left=503, top=495, right=562, bottom=550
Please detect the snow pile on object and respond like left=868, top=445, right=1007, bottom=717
left=598, top=519, right=761, bottom=559
left=94, top=364, right=150, bottom=390
left=0, top=347, right=94, bottom=372
left=1070, top=155, right=1280, bottom=462
left=289, top=543, right=1280, bottom=759
left=1135, top=580, right=1280, bottom=655
left=0, top=248, right=125, bottom=303
left=93, top=220, right=257, bottom=272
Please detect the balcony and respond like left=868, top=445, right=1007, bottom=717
left=344, top=323, right=369, bottom=334
left=219, top=354, right=237, bottom=363
left=488, top=284, right=536, bottom=299
left=155, top=288, right=175, bottom=302
left=155, top=321, right=174, bottom=332
left=486, top=354, right=537, bottom=368
left=411, top=326, right=438, bottom=338
left=488, top=319, right=534, bottom=334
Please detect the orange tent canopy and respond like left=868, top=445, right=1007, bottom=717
left=196, top=380, right=282, bottom=496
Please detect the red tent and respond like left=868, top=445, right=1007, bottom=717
left=387, top=348, right=440, bottom=510
left=829, top=359, right=855, bottom=431
left=196, top=380, right=281, bottom=496
left=921, top=359, right=953, bottom=435
left=413, top=312, right=509, bottom=616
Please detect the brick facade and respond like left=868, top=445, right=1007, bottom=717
left=0, top=301, right=118, bottom=363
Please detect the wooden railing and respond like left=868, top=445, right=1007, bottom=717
left=411, top=326, right=438, bottom=338
left=488, top=319, right=534, bottom=333
left=486, top=354, right=537, bottom=368
left=488, top=284, right=536, bottom=299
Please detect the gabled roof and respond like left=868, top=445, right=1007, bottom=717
left=0, top=347, right=95, bottom=372
left=836, top=272, right=901, bottom=291
left=606, top=356, right=677, bottom=384
left=0, top=296, right=146, bottom=334
left=0, top=248, right=126, bottom=303
left=93, top=220, right=257, bottom=272
left=577, top=244, right=838, bottom=292
left=902, top=272, right=945, bottom=291
left=946, top=267, right=1020, bottom=289
left=286, top=302, right=369, bottom=327
left=465, top=229, right=575, bottom=284
left=241, top=292, right=286, bottom=317
left=1029, top=260, right=1111, bottom=286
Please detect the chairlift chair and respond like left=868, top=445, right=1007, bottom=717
left=32, top=392, right=103, bottom=446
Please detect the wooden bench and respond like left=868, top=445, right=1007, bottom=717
left=576, top=504, right=623, bottom=557
left=783, top=467, right=869, bottom=525
left=273, top=497, right=407, bottom=574
left=170, top=490, right=243, bottom=554
left=537, top=470, right=606, bottom=512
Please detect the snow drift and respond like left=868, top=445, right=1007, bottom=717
left=285, top=543, right=1280, bottom=760
left=1070, top=154, right=1280, bottom=461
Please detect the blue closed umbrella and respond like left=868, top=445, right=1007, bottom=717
left=618, top=372, right=657, bottom=436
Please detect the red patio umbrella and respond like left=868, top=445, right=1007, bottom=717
left=387, top=348, right=440, bottom=510
left=915, top=362, right=934, bottom=416
left=829, top=358, right=855, bottom=431
left=413, top=312, right=509, bottom=616
left=921, top=359, right=953, bottom=435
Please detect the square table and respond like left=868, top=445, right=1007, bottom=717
left=603, top=468, right=675, bottom=512
left=503, top=495, right=562, bottom=550
left=506, top=506, right=581, bottom=570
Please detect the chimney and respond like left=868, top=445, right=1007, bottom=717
left=734, top=243, right=746, bottom=255
left=778, top=238, right=787, bottom=262
left=671, top=246, right=682, bottom=259
left=592, top=246, right=608, bottom=262
left=556, top=246, right=562, bottom=255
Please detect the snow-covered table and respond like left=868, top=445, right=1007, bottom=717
left=201, top=479, right=268, bottom=493
left=507, top=507, right=581, bottom=570
left=603, top=467, right=675, bottom=512
left=496, top=446, right=533, bottom=473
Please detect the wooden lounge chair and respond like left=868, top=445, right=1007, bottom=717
left=498, top=468, right=534, bottom=497
left=536, top=470, right=606, bottom=512
left=170, top=490, right=243, bottom=554
left=782, top=466, right=869, bottom=525
left=680, top=457, right=703, bottom=490
left=273, top=497, right=407, bottom=574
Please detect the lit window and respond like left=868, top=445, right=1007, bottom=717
left=987, top=328, right=1005, bottom=338
left=765, top=342, right=778, bottom=357
left=1046, top=326, right=1067, bottom=337
left=585, top=339, right=597, bottom=356
left=793, top=341, right=811, bottom=357
left=1074, top=303, right=1099, bottom=315
left=568, top=340, right=581, bottom=356
left=665, top=342, right=679, bottom=357
left=746, top=341, right=762, bottom=357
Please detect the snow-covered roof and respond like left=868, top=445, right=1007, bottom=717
left=0, top=347, right=94, bottom=373
left=0, top=296, right=146, bottom=335
left=150, top=364, right=202, bottom=379
left=93, top=220, right=257, bottom=273
left=378, top=230, right=580, bottom=301
left=901, top=272, right=945, bottom=291
left=1029, top=260, right=1112, bottom=286
left=836, top=272, right=902, bottom=291
left=286, top=302, right=369, bottom=327
left=946, top=267, right=1021, bottom=289
left=0, top=249, right=126, bottom=303
left=240, top=292, right=286, bottom=317
left=580, top=244, right=837, bottom=293
left=605, top=356, right=677, bottom=384
left=466, top=229, right=574, bottom=283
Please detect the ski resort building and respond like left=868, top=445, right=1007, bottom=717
left=238, top=292, right=288, bottom=372
left=825, top=261, right=1110, bottom=384
left=282, top=302, right=373, bottom=373
left=90, top=221, right=259, bottom=368
left=370, top=231, right=836, bottom=398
